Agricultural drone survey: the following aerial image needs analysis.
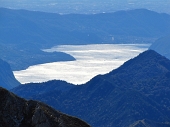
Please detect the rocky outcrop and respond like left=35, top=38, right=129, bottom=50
left=129, top=119, right=170, bottom=127
left=0, top=87, right=90, bottom=127
left=0, top=58, right=20, bottom=89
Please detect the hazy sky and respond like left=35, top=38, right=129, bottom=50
left=0, top=0, right=170, bottom=14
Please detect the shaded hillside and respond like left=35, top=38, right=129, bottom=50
left=1, top=8, right=170, bottom=46
left=0, top=58, right=20, bottom=89
left=0, top=87, right=90, bottom=127
left=149, top=35, right=170, bottom=59
left=12, top=50, right=170, bottom=127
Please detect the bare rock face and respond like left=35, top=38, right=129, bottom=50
left=0, top=87, right=90, bottom=127
left=129, top=119, right=170, bottom=127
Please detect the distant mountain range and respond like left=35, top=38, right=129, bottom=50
left=1, top=8, right=170, bottom=46
left=0, top=87, right=90, bottom=127
left=1, top=0, right=170, bottom=14
left=0, top=58, right=20, bottom=89
left=150, top=35, right=170, bottom=60
left=11, top=50, right=170, bottom=127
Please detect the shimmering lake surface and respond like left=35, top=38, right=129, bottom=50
left=14, top=44, right=150, bottom=84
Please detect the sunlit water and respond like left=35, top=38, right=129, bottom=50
left=14, top=44, right=150, bottom=84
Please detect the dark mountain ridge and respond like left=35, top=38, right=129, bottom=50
left=0, top=87, right=90, bottom=127
left=106, top=49, right=170, bottom=88
left=12, top=50, right=170, bottom=127
left=12, top=80, right=75, bottom=98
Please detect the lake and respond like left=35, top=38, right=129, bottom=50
left=13, top=44, right=150, bottom=84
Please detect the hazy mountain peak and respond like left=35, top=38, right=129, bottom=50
left=149, top=35, right=170, bottom=60
left=0, top=58, right=20, bottom=89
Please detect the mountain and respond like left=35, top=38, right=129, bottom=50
left=12, top=50, right=170, bottom=127
left=0, top=58, right=20, bottom=89
left=1, top=8, right=170, bottom=46
left=149, top=35, right=170, bottom=59
left=129, top=119, right=170, bottom=127
left=0, top=87, right=90, bottom=127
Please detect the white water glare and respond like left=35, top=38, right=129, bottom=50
left=14, top=44, right=150, bottom=84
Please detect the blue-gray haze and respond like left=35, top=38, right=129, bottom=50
left=0, top=0, right=170, bottom=14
